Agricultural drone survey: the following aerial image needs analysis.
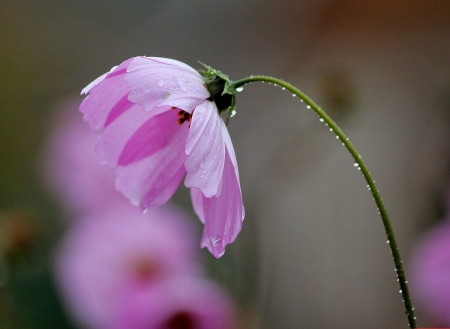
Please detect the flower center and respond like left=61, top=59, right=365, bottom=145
left=132, top=258, right=159, bottom=282
left=163, top=311, right=196, bottom=329
left=176, top=109, right=192, bottom=125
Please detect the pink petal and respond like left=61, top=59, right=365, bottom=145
left=81, top=69, right=112, bottom=95
left=103, top=95, right=135, bottom=128
left=190, top=188, right=205, bottom=224
left=118, top=108, right=188, bottom=166
left=144, top=165, right=186, bottom=207
left=95, top=104, right=151, bottom=169
left=124, top=57, right=210, bottom=114
left=221, top=119, right=241, bottom=182
left=80, top=58, right=134, bottom=130
left=184, top=101, right=225, bottom=198
left=196, top=151, right=245, bottom=259
left=96, top=105, right=171, bottom=169
left=115, top=148, right=186, bottom=209
left=114, top=110, right=191, bottom=208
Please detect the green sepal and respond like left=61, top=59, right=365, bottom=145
left=198, top=62, right=237, bottom=119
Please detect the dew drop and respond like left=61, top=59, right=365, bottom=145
left=306, top=105, right=311, bottom=109
left=335, top=136, right=339, bottom=139
left=319, top=118, right=324, bottom=122
left=230, top=109, right=237, bottom=117
left=399, top=289, right=402, bottom=293
left=292, top=94, right=296, bottom=97
left=353, top=163, right=359, bottom=167
left=212, top=236, right=221, bottom=247
left=281, top=87, right=286, bottom=90
left=235, top=86, right=244, bottom=92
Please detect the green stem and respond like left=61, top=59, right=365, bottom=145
left=233, top=75, right=416, bottom=328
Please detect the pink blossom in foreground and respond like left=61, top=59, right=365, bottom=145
left=41, top=97, right=128, bottom=216
left=117, top=276, right=236, bottom=329
left=55, top=205, right=202, bottom=329
left=80, top=57, right=244, bottom=258
left=410, top=222, right=450, bottom=326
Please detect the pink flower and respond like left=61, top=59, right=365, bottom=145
left=410, top=222, right=450, bottom=326
left=80, top=57, right=244, bottom=258
left=55, top=205, right=202, bottom=329
left=41, top=98, right=128, bottom=216
left=117, top=276, right=236, bottom=329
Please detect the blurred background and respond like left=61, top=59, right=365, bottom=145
left=2, top=0, right=450, bottom=328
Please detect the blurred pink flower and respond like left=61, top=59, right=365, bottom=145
left=117, top=276, right=236, bottom=329
left=41, top=98, right=128, bottom=216
left=410, top=222, right=450, bottom=326
left=80, top=57, right=244, bottom=258
left=55, top=205, right=203, bottom=329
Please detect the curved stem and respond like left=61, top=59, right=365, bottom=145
left=233, top=75, right=416, bottom=328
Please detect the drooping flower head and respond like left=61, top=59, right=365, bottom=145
left=80, top=57, right=244, bottom=258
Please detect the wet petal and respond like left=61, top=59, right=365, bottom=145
left=80, top=59, right=134, bottom=130
left=114, top=112, right=190, bottom=208
left=115, top=146, right=187, bottom=209
left=125, top=57, right=210, bottom=114
left=221, top=119, right=240, bottom=182
left=184, top=101, right=225, bottom=198
left=146, top=165, right=186, bottom=207
left=96, top=105, right=171, bottom=169
left=190, top=188, right=205, bottom=224
left=96, top=104, right=151, bottom=169
left=118, top=108, right=185, bottom=166
left=196, top=151, right=244, bottom=258
left=81, top=69, right=111, bottom=95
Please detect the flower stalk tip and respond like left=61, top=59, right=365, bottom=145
left=198, top=62, right=236, bottom=120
